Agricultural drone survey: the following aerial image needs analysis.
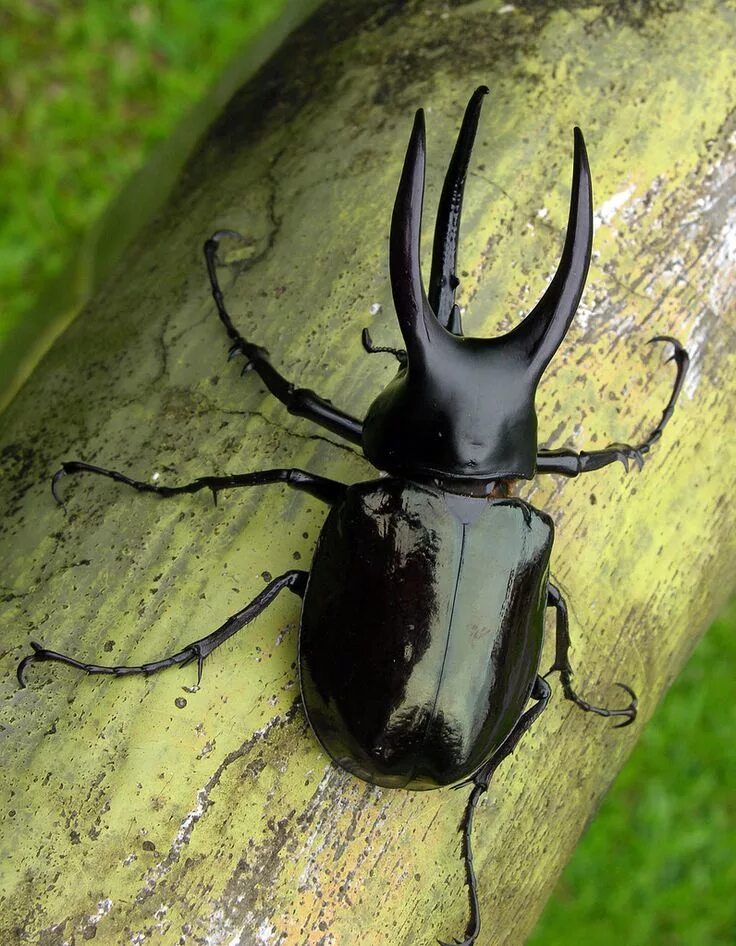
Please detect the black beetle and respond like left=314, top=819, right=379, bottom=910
left=18, top=87, right=688, bottom=945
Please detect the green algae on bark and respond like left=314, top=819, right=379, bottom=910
left=1, top=1, right=735, bottom=944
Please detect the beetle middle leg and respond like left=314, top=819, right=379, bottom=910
left=536, top=336, right=688, bottom=476
left=205, top=231, right=364, bottom=447
left=546, top=583, right=637, bottom=727
left=17, top=569, right=308, bottom=688
left=442, top=676, right=551, bottom=946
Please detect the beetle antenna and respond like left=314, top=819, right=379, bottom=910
left=429, top=86, right=489, bottom=334
left=361, top=328, right=408, bottom=366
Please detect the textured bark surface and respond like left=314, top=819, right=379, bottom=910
left=1, top=2, right=735, bottom=945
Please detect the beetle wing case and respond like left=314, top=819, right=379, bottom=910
left=298, top=479, right=553, bottom=790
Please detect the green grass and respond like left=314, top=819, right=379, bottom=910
left=0, top=0, right=291, bottom=351
left=1, top=4, right=734, bottom=943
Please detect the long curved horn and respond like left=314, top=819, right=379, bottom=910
left=428, top=85, right=489, bottom=333
left=390, top=108, right=439, bottom=358
left=507, top=127, right=593, bottom=375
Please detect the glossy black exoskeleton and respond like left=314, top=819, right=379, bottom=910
left=18, top=87, right=688, bottom=945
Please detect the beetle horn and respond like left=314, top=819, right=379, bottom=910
left=390, top=108, right=442, bottom=360
left=506, top=127, right=593, bottom=376
left=428, top=85, right=489, bottom=335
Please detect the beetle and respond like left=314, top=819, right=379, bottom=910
left=18, top=87, right=688, bottom=945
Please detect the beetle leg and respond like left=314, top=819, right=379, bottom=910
left=437, top=783, right=484, bottom=946
left=536, top=337, right=688, bottom=476
left=204, top=231, right=364, bottom=446
left=441, top=676, right=551, bottom=946
left=17, top=570, right=308, bottom=689
left=546, top=583, right=638, bottom=727
left=470, top=675, right=552, bottom=792
left=50, top=461, right=346, bottom=511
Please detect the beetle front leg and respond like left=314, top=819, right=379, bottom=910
left=205, top=231, right=364, bottom=446
left=546, top=583, right=637, bottom=727
left=18, top=569, right=308, bottom=688
left=536, top=337, right=688, bottom=476
left=51, top=461, right=346, bottom=510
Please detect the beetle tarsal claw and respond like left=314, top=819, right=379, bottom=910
left=16, top=658, right=31, bottom=689
left=209, top=228, right=246, bottom=248
left=607, top=443, right=646, bottom=473
left=562, top=673, right=638, bottom=725
left=648, top=334, right=686, bottom=363
left=613, top=710, right=637, bottom=728
left=227, top=340, right=269, bottom=374
left=611, top=681, right=638, bottom=728
left=16, top=642, right=42, bottom=688
left=603, top=681, right=638, bottom=724
left=204, top=230, right=248, bottom=276
left=615, top=681, right=638, bottom=702
left=51, top=466, right=69, bottom=511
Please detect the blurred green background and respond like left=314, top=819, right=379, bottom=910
left=1, top=2, right=733, bottom=943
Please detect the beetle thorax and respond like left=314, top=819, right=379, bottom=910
left=362, top=333, right=539, bottom=480
left=369, top=87, right=592, bottom=484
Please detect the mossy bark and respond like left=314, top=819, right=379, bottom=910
left=1, top=2, right=735, bottom=945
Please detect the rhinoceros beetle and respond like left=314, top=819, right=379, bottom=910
left=19, top=87, right=688, bottom=945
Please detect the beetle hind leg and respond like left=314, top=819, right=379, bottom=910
left=440, top=676, right=551, bottom=946
left=546, top=583, right=638, bottom=728
left=437, top=784, right=484, bottom=946
left=437, top=784, right=488, bottom=946
left=17, top=570, right=307, bottom=689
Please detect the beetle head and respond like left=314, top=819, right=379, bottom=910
left=362, top=88, right=592, bottom=482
